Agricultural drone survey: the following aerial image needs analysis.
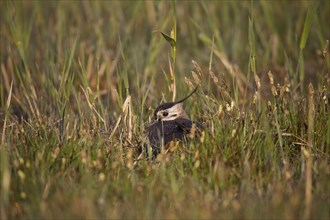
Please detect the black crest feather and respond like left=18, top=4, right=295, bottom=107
left=154, top=86, right=199, bottom=116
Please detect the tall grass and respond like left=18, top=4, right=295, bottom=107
left=1, top=1, right=329, bottom=219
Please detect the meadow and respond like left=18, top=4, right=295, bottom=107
left=0, top=1, right=329, bottom=219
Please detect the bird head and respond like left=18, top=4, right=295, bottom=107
left=153, top=86, right=198, bottom=121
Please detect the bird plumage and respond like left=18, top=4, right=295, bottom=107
left=146, top=118, right=201, bottom=157
left=145, top=86, right=201, bottom=157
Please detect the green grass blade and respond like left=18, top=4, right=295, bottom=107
left=300, top=1, right=320, bottom=50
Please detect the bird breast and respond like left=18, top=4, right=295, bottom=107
left=146, top=117, right=201, bottom=156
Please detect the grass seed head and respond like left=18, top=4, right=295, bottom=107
left=98, top=173, right=106, bottom=182
left=17, top=170, right=25, bottom=182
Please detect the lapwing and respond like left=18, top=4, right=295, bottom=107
left=145, top=86, right=202, bottom=157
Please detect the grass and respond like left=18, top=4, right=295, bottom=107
left=1, top=1, right=329, bottom=219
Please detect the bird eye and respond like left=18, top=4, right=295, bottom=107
left=162, top=112, right=168, bottom=116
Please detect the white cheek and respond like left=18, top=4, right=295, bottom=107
left=162, top=115, right=178, bottom=121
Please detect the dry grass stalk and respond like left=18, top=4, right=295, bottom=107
left=209, top=70, right=219, bottom=85
left=1, top=81, right=13, bottom=146
left=123, top=95, right=133, bottom=141
left=184, top=77, right=194, bottom=90
left=191, top=71, right=201, bottom=85
left=192, top=60, right=203, bottom=76
left=254, top=74, right=261, bottom=107
left=109, top=95, right=131, bottom=141
left=268, top=71, right=278, bottom=96
left=1, top=63, right=11, bottom=92
left=307, top=84, right=314, bottom=146
left=303, top=83, right=314, bottom=220
left=80, top=86, right=107, bottom=130
left=208, top=69, right=233, bottom=105
left=214, top=50, right=251, bottom=95
left=0, top=81, right=13, bottom=220
left=254, top=74, right=261, bottom=90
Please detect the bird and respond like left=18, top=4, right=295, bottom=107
left=145, top=86, right=202, bottom=157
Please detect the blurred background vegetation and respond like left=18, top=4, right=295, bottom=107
left=0, top=1, right=329, bottom=219
left=1, top=1, right=329, bottom=107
